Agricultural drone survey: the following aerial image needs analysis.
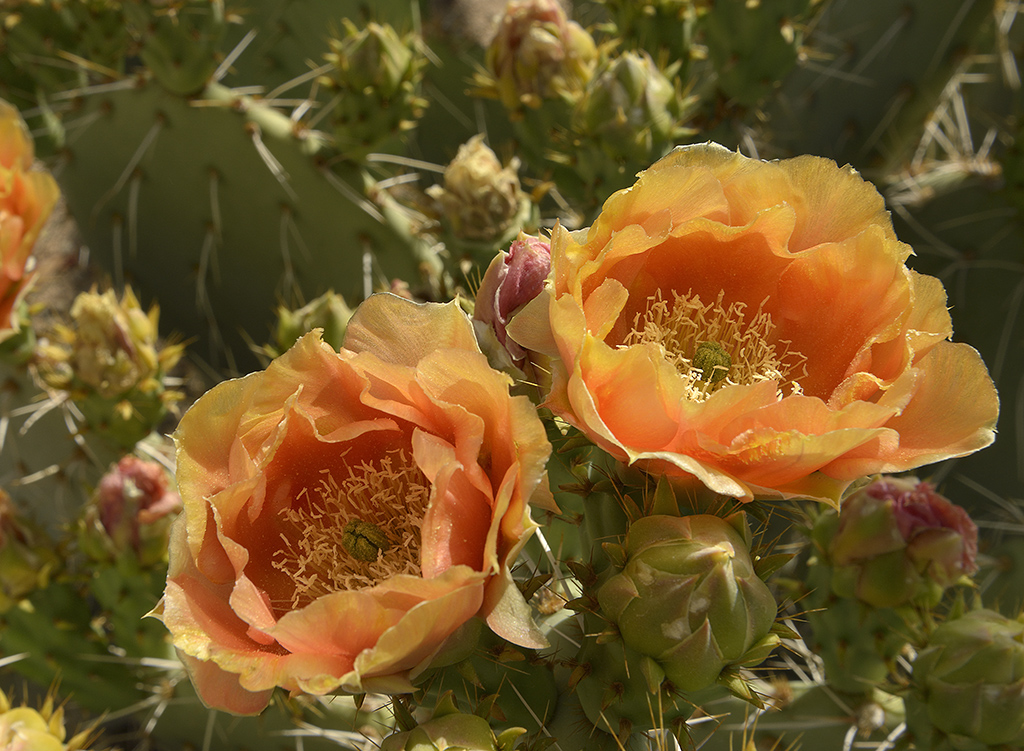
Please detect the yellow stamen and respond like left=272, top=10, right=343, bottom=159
left=273, top=448, right=429, bottom=608
left=623, top=289, right=807, bottom=401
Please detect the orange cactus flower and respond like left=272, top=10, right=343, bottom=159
left=0, top=99, right=59, bottom=336
left=154, top=295, right=554, bottom=714
left=508, top=143, right=998, bottom=504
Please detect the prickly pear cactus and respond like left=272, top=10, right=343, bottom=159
left=0, top=1, right=1022, bottom=751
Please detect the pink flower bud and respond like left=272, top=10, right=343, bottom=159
left=475, top=232, right=551, bottom=366
left=826, top=476, right=978, bottom=607
left=868, top=478, right=978, bottom=586
left=97, top=455, right=181, bottom=551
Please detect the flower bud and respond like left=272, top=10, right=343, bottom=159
left=483, top=0, right=597, bottom=112
left=0, top=686, right=100, bottom=751
left=474, top=232, right=551, bottom=367
left=574, top=50, right=693, bottom=164
left=87, top=455, right=181, bottom=562
left=0, top=490, right=56, bottom=611
left=380, top=692, right=523, bottom=751
left=322, top=20, right=428, bottom=157
left=37, top=286, right=184, bottom=447
left=426, top=135, right=526, bottom=242
left=271, top=290, right=353, bottom=356
left=381, top=711, right=499, bottom=751
left=596, top=513, right=779, bottom=693
left=907, top=609, right=1024, bottom=748
left=816, top=477, right=977, bottom=608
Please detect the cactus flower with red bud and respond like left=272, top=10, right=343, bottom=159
left=906, top=609, right=1024, bottom=749
left=817, top=476, right=977, bottom=608
left=596, top=513, right=779, bottom=693
left=480, top=0, right=598, bottom=112
left=155, top=295, right=554, bottom=714
left=506, top=143, right=999, bottom=504
left=475, top=232, right=551, bottom=369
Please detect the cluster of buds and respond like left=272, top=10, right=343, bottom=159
left=79, top=454, right=181, bottom=565
left=427, top=135, right=529, bottom=244
left=478, top=0, right=598, bottom=113
left=0, top=98, right=59, bottom=348
left=36, top=286, right=184, bottom=447
left=574, top=50, right=694, bottom=165
left=813, top=477, right=978, bottom=609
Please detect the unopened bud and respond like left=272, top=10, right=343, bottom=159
left=427, top=135, right=525, bottom=242
left=475, top=233, right=551, bottom=367
left=820, top=476, right=977, bottom=608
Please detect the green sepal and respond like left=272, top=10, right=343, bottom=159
left=649, top=474, right=680, bottom=516
left=601, top=541, right=627, bottom=568
left=496, top=727, right=527, bottom=751
left=769, top=621, right=801, bottom=641
left=753, top=551, right=794, bottom=580
left=717, top=671, right=766, bottom=709
left=393, top=697, right=419, bottom=732
left=639, top=656, right=665, bottom=695
left=474, top=694, right=498, bottom=720
left=433, top=691, right=462, bottom=719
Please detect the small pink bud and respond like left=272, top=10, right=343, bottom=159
left=97, top=455, right=181, bottom=551
left=827, top=476, right=978, bottom=607
left=869, top=478, right=978, bottom=586
left=475, top=232, right=551, bottom=365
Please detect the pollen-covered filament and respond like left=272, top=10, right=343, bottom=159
left=623, top=289, right=807, bottom=401
left=273, top=449, right=430, bottom=608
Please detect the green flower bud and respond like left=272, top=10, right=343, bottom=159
left=596, top=513, right=778, bottom=693
left=322, top=20, right=429, bottom=158
left=814, top=476, right=978, bottom=609
left=574, top=50, right=693, bottom=165
left=271, top=290, right=353, bottom=357
left=380, top=693, right=522, bottom=751
left=907, top=609, right=1024, bottom=749
left=36, top=286, right=185, bottom=447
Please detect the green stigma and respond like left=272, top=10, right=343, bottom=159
left=342, top=519, right=391, bottom=562
left=693, top=341, right=731, bottom=384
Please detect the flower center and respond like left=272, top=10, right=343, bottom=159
left=272, top=448, right=430, bottom=608
left=623, top=289, right=806, bottom=401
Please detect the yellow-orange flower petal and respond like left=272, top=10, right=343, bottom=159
left=509, top=143, right=997, bottom=503
left=158, top=295, right=552, bottom=713
left=0, top=99, right=59, bottom=336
